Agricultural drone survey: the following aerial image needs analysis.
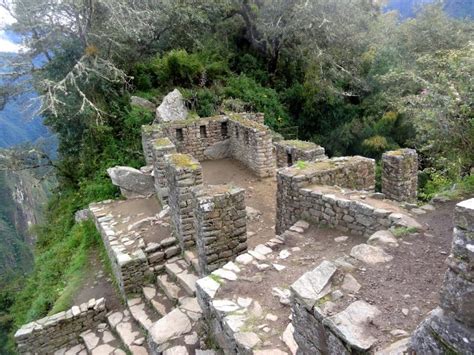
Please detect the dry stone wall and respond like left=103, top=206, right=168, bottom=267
left=160, top=116, right=229, bottom=161
left=296, top=187, right=414, bottom=237
left=166, top=154, right=203, bottom=250
left=193, top=185, right=247, bottom=274
left=411, top=198, right=474, bottom=354
left=152, top=137, right=177, bottom=205
left=382, top=149, right=418, bottom=202
left=228, top=116, right=275, bottom=177
left=90, top=201, right=149, bottom=296
left=142, top=125, right=163, bottom=165
left=15, top=298, right=106, bottom=354
left=276, top=156, right=375, bottom=233
left=275, top=140, right=326, bottom=168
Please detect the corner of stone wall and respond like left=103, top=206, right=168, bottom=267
left=141, top=124, right=163, bottom=165
left=152, top=137, right=177, bottom=205
left=165, top=153, right=203, bottom=251
left=411, top=198, right=473, bottom=354
left=193, top=184, right=247, bottom=275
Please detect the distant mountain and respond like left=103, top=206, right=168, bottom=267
left=385, top=0, right=473, bottom=19
left=0, top=34, right=54, bottom=149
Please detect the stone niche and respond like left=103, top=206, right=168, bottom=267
left=193, top=184, right=247, bottom=275
left=411, top=198, right=474, bottom=354
left=15, top=298, right=106, bottom=354
left=382, top=148, right=418, bottom=202
left=152, top=137, right=177, bottom=205
left=275, top=140, right=326, bottom=168
left=165, top=153, right=203, bottom=251
left=276, top=156, right=375, bottom=234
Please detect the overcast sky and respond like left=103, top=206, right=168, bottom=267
left=0, top=5, right=22, bottom=53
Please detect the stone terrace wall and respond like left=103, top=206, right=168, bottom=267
left=15, top=298, right=106, bottom=354
left=276, top=156, right=375, bottom=233
left=228, top=115, right=275, bottom=178
left=275, top=140, right=326, bottom=168
left=382, top=149, right=418, bottom=202
left=193, top=185, right=247, bottom=275
left=90, top=202, right=149, bottom=295
left=411, top=198, right=474, bottom=354
left=166, top=154, right=203, bottom=251
left=152, top=137, right=177, bottom=205
left=141, top=124, right=163, bottom=165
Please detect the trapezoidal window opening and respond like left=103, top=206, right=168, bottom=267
left=200, top=125, right=207, bottom=138
left=221, top=122, right=228, bottom=138
left=244, top=130, right=250, bottom=145
left=287, top=152, right=293, bottom=166
left=235, top=127, right=239, bottom=139
left=176, top=128, right=184, bottom=141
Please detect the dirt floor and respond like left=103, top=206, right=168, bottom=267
left=201, top=159, right=277, bottom=248
left=217, top=199, right=459, bottom=351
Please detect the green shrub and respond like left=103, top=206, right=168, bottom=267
left=224, top=75, right=289, bottom=129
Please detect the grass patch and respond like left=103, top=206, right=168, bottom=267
left=391, top=226, right=419, bottom=238
left=282, top=140, right=317, bottom=150
left=209, top=274, right=224, bottom=284
left=295, top=160, right=308, bottom=169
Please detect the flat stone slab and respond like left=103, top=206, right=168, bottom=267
left=324, top=300, right=381, bottom=351
left=148, top=308, right=192, bottom=345
left=290, top=261, right=337, bottom=308
left=350, top=244, right=393, bottom=264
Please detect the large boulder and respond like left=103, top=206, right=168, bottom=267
left=154, top=89, right=188, bottom=123
left=131, top=96, right=156, bottom=112
left=107, top=166, right=154, bottom=198
left=204, top=139, right=231, bottom=160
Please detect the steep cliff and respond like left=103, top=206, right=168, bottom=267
left=0, top=148, right=55, bottom=285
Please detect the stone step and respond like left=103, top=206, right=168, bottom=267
left=157, top=273, right=188, bottom=302
left=80, top=322, right=126, bottom=355
left=127, top=297, right=162, bottom=331
left=165, top=258, right=199, bottom=296
left=183, top=249, right=200, bottom=274
left=107, top=309, right=149, bottom=355
left=142, top=284, right=175, bottom=317
left=53, top=343, right=87, bottom=355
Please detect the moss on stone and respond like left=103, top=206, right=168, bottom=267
left=229, top=113, right=267, bottom=131
left=282, top=140, right=318, bottom=150
left=170, top=154, right=199, bottom=170
left=154, top=137, right=172, bottom=147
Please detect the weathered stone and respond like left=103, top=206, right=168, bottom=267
left=131, top=96, right=155, bottom=112
left=154, top=89, right=188, bottom=123
left=367, top=230, right=399, bottom=248
left=290, top=261, right=337, bottom=309
left=340, top=274, right=361, bottom=293
left=235, top=332, right=261, bottom=350
left=323, top=301, right=381, bottom=351
left=107, top=166, right=154, bottom=197
left=282, top=323, right=298, bottom=355
left=350, top=244, right=393, bottom=264
left=204, top=139, right=231, bottom=160
left=148, top=309, right=192, bottom=346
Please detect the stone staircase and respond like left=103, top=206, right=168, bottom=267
left=54, top=252, right=208, bottom=355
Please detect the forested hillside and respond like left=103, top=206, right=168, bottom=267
left=0, top=0, right=472, bottom=353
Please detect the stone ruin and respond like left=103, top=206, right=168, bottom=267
left=382, top=148, right=418, bottom=202
left=15, top=89, right=473, bottom=355
left=411, top=198, right=474, bottom=354
left=275, top=140, right=326, bottom=168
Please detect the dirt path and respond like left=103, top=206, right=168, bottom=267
left=73, top=249, right=122, bottom=312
